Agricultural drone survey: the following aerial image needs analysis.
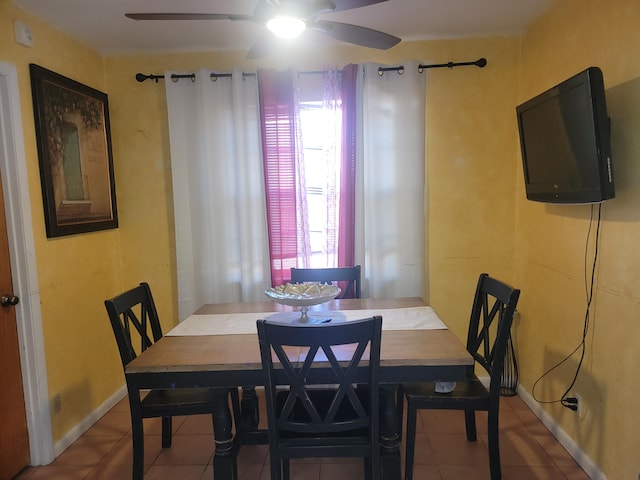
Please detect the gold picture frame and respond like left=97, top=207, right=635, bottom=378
left=29, top=64, right=118, bottom=238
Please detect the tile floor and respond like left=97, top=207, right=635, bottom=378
left=14, top=392, right=590, bottom=480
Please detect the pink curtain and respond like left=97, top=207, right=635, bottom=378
left=258, top=66, right=357, bottom=286
left=258, top=68, right=310, bottom=286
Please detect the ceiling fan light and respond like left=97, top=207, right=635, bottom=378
left=266, top=16, right=306, bottom=38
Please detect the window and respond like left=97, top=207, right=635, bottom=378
left=299, top=100, right=341, bottom=267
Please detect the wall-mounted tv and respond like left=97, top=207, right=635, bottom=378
left=516, top=67, right=614, bottom=204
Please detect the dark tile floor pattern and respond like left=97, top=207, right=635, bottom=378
left=14, top=393, right=591, bottom=480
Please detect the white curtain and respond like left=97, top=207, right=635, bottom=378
left=320, top=69, right=342, bottom=267
left=355, top=62, right=427, bottom=299
left=165, top=69, right=271, bottom=319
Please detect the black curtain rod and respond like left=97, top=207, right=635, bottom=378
left=134, top=70, right=325, bottom=83
left=134, top=72, right=256, bottom=83
left=421, top=57, right=487, bottom=71
left=376, top=57, right=487, bottom=76
left=134, top=58, right=487, bottom=83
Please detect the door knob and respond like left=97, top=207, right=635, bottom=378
left=1, top=295, right=20, bottom=307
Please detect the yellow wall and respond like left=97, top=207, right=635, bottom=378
left=5, top=0, right=639, bottom=476
left=422, top=38, right=520, bottom=339
left=515, top=0, right=640, bottom=477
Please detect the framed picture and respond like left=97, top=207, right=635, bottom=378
left=29, top=64, right=118, bottom=238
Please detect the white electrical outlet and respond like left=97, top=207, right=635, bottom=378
left=52, top=393, right=61, bottom=413
left=566, top=392, right=584, bottom=418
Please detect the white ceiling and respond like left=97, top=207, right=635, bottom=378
left=13, top=0, right=556, bottom=56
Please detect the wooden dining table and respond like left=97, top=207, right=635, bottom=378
left=125, top=297, right=473, bottom=480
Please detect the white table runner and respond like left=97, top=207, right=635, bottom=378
left=167, top=306, right=446, bottom=336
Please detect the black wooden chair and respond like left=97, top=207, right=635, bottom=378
left=290, top=265, right=362, bottom=298
left=399, top=273, right=520, bottom=480
left=104, top=282, right=241, bottom=480
left=256, top=315, right=382, bottom=480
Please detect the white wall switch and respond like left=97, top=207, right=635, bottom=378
left=14, top=20, right=34, bottom=47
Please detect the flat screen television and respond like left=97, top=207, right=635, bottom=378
left=516, top=67, right=614, bottom=204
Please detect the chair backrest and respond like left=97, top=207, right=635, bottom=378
left=104, top=282, right=163, bottom=368
left=257, top=316, right=382, bottom=438
left=290, top=265, right=361, bottom=299
left=466, top=273, right=520, bottom=396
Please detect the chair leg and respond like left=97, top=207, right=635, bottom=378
left=464, top=409, right=477, bottom=441
left=268, top=448, right=282, bottom=480
left=161, top=416, right=172, bottom=448
left=487, top=406, right=502, bottom=480
left=283, top=458, right=290, bottom=480
left=364, top=457, right=372, bottom=480
left=404, top=403, right=418, bottom=480
left=396, top=385, right=404, bottom=440
left=131, top=415, right=145, bottom=480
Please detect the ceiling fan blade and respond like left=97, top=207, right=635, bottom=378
left=330, top=0, right=389, bottom=12
left=125, top=13, right=253, bottom=21
left=313, top=20, right=400, bottom=49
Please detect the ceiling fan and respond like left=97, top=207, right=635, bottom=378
left=125, top=0, right=401, bottom=58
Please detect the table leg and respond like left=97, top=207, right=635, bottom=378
left=213, top=389, right=238, bottom=480
left=380, top=384, right=402, bottom=480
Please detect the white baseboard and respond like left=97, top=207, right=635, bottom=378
left=516, top=385, right=606, bottom=480
left=53, top=385, right=127, bottom=457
